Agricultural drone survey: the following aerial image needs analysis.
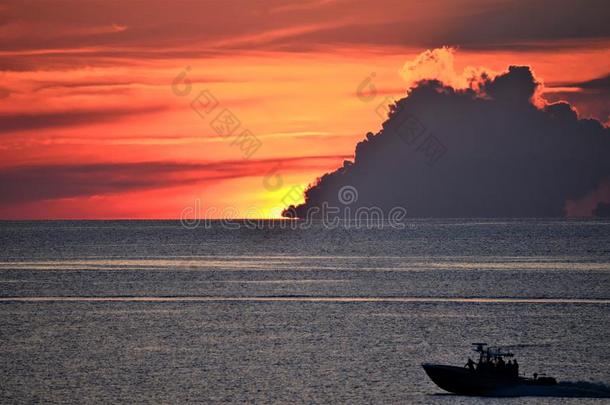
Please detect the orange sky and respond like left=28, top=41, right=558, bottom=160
left=0, top=0, right=609, bottom=219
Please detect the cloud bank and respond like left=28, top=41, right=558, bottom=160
left=0, top=155, right=346, bottom=206
left=2, top=0, right=609, bottom=69
left=284, top=58, right=610, bottom=218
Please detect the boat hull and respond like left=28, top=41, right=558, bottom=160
left=422, top=363, right=540, bottom=396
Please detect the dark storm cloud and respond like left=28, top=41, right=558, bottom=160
left=0, top=106, right=167, bottom=134
left=284, top=66, right=610, bottom=218
left=593, top=202, right=610, bottom=217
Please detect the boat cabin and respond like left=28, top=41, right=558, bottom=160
left=467, top=343, right=519, bottom=378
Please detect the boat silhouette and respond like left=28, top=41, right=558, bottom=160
left=423, top=343, right=557, bottom=396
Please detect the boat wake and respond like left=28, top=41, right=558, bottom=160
left=490, top=381, right=610, bottom=398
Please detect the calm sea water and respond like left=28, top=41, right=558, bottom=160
left=1, top=219, right=609, bottom=404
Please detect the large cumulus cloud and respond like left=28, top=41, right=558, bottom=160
left=283, top=66, right=610, bottom=218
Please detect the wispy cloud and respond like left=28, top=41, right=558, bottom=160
left=0, top=106, right=168, bottom=134
left=0, top=155, right=349, bottom=205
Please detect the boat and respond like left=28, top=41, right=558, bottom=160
left=422, top=343, right=557, bottom=396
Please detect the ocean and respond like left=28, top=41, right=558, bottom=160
left=1, top=219, right=609, bottom=404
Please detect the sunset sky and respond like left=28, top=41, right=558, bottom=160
left=1, top=0, right=609, bottom=219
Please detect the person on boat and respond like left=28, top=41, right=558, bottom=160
left=513, top=359, right=519, bottom=377
left=465, top=358, right=476, bottom=372
left=496, top=356, right=505, bottom=373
